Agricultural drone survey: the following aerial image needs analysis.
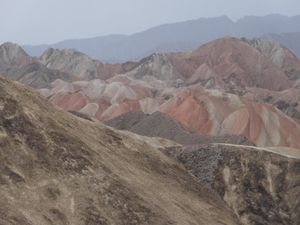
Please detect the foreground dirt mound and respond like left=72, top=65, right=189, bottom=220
left=105, top=111, right=254, bottom=146
left=0, top=75, right=240, bottom=225
left=166, top=143, right=300, bottom=225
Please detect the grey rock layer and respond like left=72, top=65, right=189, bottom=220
left=167, top=143, right=300, bottom=225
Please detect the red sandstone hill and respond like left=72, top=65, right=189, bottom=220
left=159, top=86, right=300, bottom=148
left=168, top=37, right=292, bottom=92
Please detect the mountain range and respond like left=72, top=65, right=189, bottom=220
left=1, top=26, right=300, bottom=224
left=22, top=14, right=300, bottom=63
left=2, top=36, right=300, bottom=148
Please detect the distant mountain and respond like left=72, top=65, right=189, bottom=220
left=23, top=34, right=128, bottom=60
left=263, top=32, right=300, bottom=59
left=22, top=14, right=300, bottom=62
left=0, top=42, right=137, bottom=88
left=123, top=37, right=293, bottom=93
left=0, top=42, right=32, bottom=70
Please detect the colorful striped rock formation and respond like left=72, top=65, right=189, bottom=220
left=159, top=86, right=300, bottom=147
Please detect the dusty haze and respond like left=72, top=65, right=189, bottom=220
left=0, top=0, right=300, bottom=44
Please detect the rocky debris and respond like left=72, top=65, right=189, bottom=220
left=0, top=75, right=240, bottom=225
left=165, top=143, right=300, bottom=225
left=105, top=111, right=255, bottom=146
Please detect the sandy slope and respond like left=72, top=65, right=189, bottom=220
left=0, top=75, right=240, bottom=225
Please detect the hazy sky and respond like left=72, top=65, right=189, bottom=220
left=0, top=0, right=299, bottom=45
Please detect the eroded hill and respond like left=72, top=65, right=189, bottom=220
left=0, top=76, right=241, bottom=225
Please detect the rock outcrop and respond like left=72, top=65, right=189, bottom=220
left=39, top=48, right=104, bottom=80
left=166, top=143, right=300, bottom=225
left=39, top=48, right=136, bottom=80
left=0, top=42, right=33, bottom=68
left=243, top=37, right=300, bottom=74
left=0, top=43, right=76, bottom=88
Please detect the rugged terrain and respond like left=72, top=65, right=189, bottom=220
left=2, top=37, right=300, bottom=148
left=0, top=31, right=300, bottom=225
left=166, top=144, right=300, bottom=225
left=0, top=75, right=243, bottom=225
left=0, top=42, right=137, bottom=88
left=0, top=74, right=300, bottom=225
left=41, top=78, right=300, bottom=148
